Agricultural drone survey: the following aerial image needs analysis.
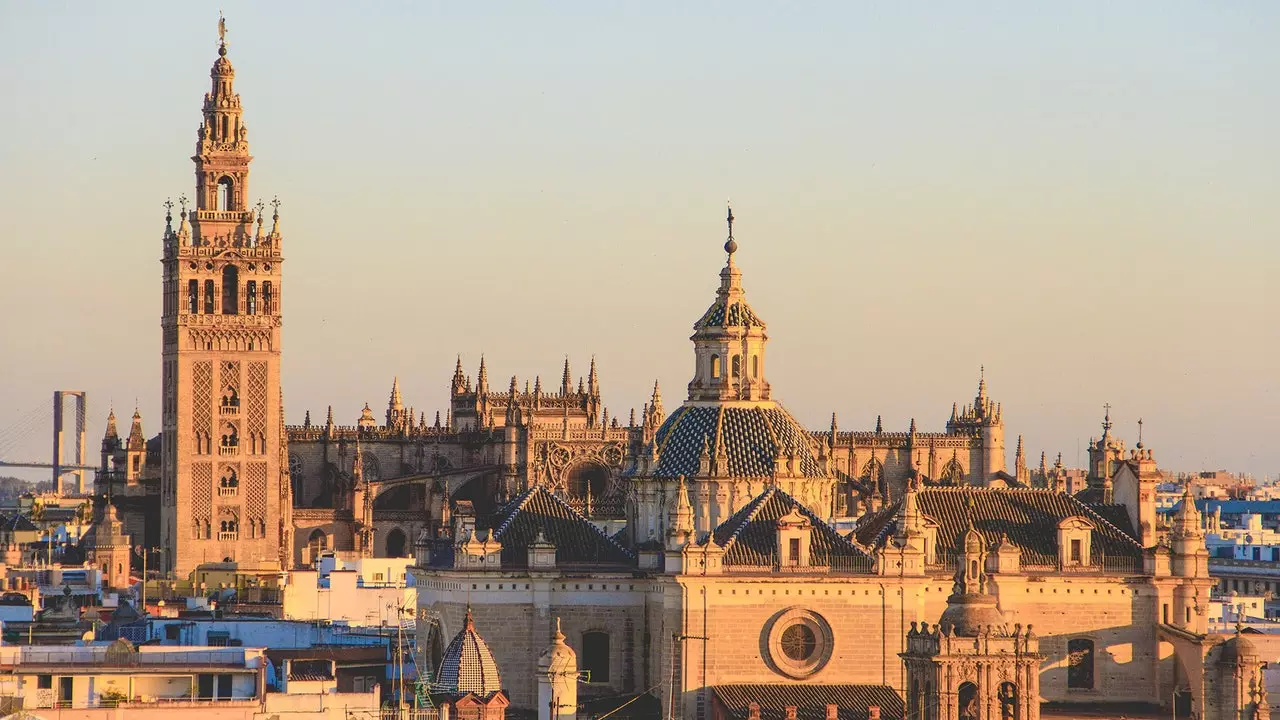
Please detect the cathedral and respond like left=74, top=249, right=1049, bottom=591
left=97, top=23, right=1269, bottom=720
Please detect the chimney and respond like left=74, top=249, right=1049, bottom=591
left=786, top=707, right=798, bottom=720
left=748, top=702, right=761, bottom=720
left=869, top=706, right=881, bottom=720
left=827, top=704, right=839, bottom=720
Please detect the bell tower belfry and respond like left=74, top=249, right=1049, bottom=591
left=161, top=17, right=290, bottom=576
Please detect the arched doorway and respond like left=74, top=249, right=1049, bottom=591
left=385, top=528, right=407, bottom=558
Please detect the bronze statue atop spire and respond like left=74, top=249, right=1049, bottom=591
left=218, top=12, right=228, bottom=53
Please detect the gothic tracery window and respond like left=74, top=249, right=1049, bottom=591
left=780, top=623, right=817, bottom=662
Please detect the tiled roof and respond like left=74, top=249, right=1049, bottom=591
left=651, top=405, right=825, bottom=479
left=710, top=487, right=873, bottom=568
left=850, top=504, right=898, bottom=548
left=695, top=296, right=765, bottom=330
left=1074, top=487, right=1107, bottom=504
left=434, top=611, right=501, bottom=697
left=711, top=683, right=903, bottom=720
left=0, top=513, right=37, bottom=532
left=490, top=485, right=634, bottom=566
left=853, top=488, right=1144, bottom=564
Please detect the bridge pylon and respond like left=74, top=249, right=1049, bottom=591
left=52, top=390, right=87, bottom=496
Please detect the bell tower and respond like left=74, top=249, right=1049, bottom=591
left=161, top=17, right=290, bottom=576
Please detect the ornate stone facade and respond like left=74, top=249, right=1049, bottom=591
left=159, top=32, right=289, bottom=576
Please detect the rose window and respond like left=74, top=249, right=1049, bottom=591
left=781, top=623, right=817, bottom=662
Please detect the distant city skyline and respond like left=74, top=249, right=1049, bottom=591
left=1, top=2, right=1277, bottom=479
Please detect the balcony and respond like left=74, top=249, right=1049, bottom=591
left=218, top=532, right=239, bottom=542
left=219, top=405, right=240, bottom=416
left=218, top=446, right=238, bottom=457
left=217, top=486, right=238, bottom=497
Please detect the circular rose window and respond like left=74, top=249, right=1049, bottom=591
left=765, top=607, right=833, bottom=679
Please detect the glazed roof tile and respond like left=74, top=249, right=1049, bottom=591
left=695, top=296, right=765, bottom=331
left=709, top=487, right=873, bottom=567
left=651, top=405, right=825, bottom=479
left=711, top=683, right=903, bottom=720
left=490, top=485, right=634, bottom=566
left=434, top=613, right=501, bottom=696
left=853, top=487, right=1143, bottom=563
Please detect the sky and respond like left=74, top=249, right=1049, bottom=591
left=0, top=2, right=1277, bottom=482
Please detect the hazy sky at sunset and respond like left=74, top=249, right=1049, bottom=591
left=1, top=2, right=1277, bottom=481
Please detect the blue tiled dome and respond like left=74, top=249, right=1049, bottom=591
left=435, top=608, right=502, bottom=697
left=650, top=405, right=824, bottom=479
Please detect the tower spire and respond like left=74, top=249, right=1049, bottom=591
left=561, top=357, right=572, bottom=396
left=725, top=200, right=737, bottom=257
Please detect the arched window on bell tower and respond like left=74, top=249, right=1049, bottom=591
left=217, top=177, right=234, bottom=211
left=246, top=281, right=256, bottom=314
left=203, top=280, right=215, bottom=314
left=710, top=354, right=721, bottom=380
left=263, top=281, right=273, bottom=315
left=188, top=280, right=199, bottom=314
left=221, top=265, right=239, bottom=315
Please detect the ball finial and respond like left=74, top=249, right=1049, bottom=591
left=724, top=201, right=737, bottom=256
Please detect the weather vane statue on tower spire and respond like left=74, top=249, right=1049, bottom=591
left=218, top=11, right=228, bottom=53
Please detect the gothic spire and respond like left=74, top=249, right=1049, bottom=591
left=103, top=408, right=119, bottom=441
left=451, top=355, right=466, bottom=395
left=476, top=356, right=489, bottom=395
left=127, top=408, right=146, bottom=451
left=561, top=357, right=572, bottom=396
left=587, top=356, right=599, bottom=395
left=352, top=436, right=364, bottom=485
left=976, top=366, right=987, bottom=406
left=389, top=377, right=403, bottom=410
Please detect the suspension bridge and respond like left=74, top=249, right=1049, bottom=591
left=0, top=391, right=96, bottom=496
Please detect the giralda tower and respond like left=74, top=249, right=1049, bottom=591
left=160, top=19, right=291, bottom=575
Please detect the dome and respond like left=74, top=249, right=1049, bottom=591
left=1219, top=634, right=1259, bottom=664
left=649, top=404, right=825, bottom=479
left=938, top=592, right=1006, bottom=637
left=537, top=618, right=577, bottom=672
left=435, top=608, right=502, bottom=697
